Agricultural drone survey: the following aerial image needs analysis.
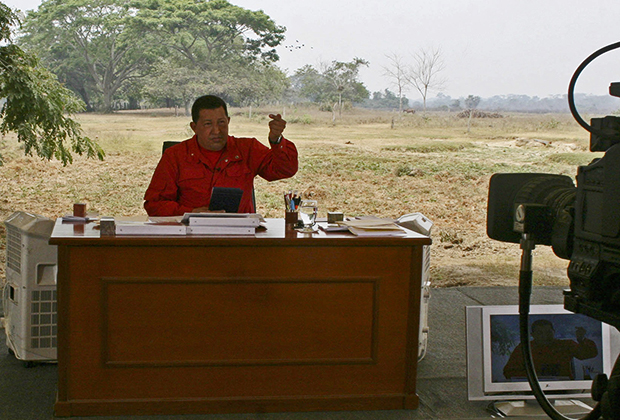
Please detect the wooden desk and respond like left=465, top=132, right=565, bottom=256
left=50, top=219, right=431, bottom=417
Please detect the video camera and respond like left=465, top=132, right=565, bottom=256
left=486, top=42, right=620, bottom=330
left=486, top=42, right=620, bottom=420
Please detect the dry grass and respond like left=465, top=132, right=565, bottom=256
left=0, top=106, right=597, bottom=288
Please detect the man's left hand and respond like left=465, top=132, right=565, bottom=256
left=268, top=114, right=286, bottom=143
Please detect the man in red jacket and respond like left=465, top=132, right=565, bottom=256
left=503, top=319, right=598, bottom=380
left=144, top=95, right=298, bottom=216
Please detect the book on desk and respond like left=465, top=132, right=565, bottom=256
left=115, top=223, right=186, bottom=236
left=115, top=213, right=261, bottom=236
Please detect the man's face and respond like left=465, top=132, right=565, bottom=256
left=531, top=324, right=555, bottom=346
left=190, top=107, right=230, bottom=151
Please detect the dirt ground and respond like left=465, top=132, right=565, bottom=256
left=0, top=109, right=584, bottom=289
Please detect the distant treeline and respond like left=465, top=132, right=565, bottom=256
left=406, top=93, right=620, bottom=114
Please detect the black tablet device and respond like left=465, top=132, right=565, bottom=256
left=208, top=187, right=244, bottom=213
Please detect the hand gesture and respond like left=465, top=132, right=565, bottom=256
left=268, top=113, right=286, bottom=143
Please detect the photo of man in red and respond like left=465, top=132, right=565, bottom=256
left=503, top=319, right=599, bottom=380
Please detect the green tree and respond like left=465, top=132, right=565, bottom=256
left=0, top=3, right=104, bottom=165
left=465, top=94, right=481, bottom=110
left=292, top=58, right=370, bottom=118
left=363, top=89, right=408, bottom=110
left=465, top=94, right=481, bottom=134
left=134, top=0, right=285, bottom=70
left=22, top=0, right=159, bottom=113
left=227, top=62, right=288, bottom=108
left=133, top=0, right=286, bottom=107
left=142, top=60, right=215, bottom=114
left=291, top=64, right=330, bottom=103
left=323, top=58, right=369, bottom=118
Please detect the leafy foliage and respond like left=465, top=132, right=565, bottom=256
left=130, top=0, right=287, bottom=108
left=0, top=2, right=104, bottom=165
left=292, top=58, right=370, bottom=116
left=21, top=0, right=160, bottom=113
left=464, top=95, right=481, bottom=109
left=362, top=89, right=410, bottom=110
left=133, top=0, right=285, bottom=69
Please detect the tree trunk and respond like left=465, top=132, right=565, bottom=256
left=128, top=97, right=139, bottom=110
left=102, top=90, right=113, bottom=113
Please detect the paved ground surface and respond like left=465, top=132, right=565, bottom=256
left=1, top=286, right=600, bottom=420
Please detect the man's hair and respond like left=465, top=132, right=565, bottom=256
left=531, top=319, right=554, bottom=333
left=191, top=95, right=228, bottom=122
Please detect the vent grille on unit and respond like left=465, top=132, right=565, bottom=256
left=30, top=290, right=58, bottom=349
left=422, top=245, right=431, bottom=281
left=6, top=225, right=21, bottom=273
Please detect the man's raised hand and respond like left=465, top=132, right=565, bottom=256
left=268, top=113, right=286, bottom=143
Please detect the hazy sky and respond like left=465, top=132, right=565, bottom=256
left=6, top=0, right=620, bottom=101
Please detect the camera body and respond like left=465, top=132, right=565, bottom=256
left=487, top=114, right=620, bottom=328
left=567, top=141, right=620, bottom=326
left=487, top=45, right=620, bottom=417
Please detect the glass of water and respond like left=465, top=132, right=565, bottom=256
left=298, top=200, right=318, bottom=232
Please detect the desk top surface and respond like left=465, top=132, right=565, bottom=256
left=50, top=218, right=431, bottom=247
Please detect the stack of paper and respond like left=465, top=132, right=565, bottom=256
left=186, top=213, right=260, bottom=236
left=115, top=222, right=186, bottom=236
left=338, top=218, right=406, bottom=237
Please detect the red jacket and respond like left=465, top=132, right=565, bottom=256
left=144, top=135, right=298, bottom=216
left=503, top=338, right=598, bottom=380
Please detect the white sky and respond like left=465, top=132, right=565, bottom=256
left=7, top=0, right=620, bottom=100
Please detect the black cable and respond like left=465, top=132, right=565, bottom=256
left=567, top=41, right=620, bottom=135
left=518, top=235, right=601, bottom=420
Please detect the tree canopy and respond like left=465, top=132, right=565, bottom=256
left=0, top=2, right=104, bottom=165
left=133, top=0, right=285, bottom=70
left=17, top=0, right=371, bottom=115
left=20, top=0, right=288, bottom=113
left=292, top=58, right=370, bottom=117
left=22, top=0, right=160, bottom=113
left=134, top=0, right=287, bottom=110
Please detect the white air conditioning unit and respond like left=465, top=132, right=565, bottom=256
left=396, top=212, right=433, bottom=361
left=418, top=244, right=431, bottom=361
left=2, top=211, right=57, bottom=365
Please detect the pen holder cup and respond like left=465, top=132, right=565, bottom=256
left=285, top=211, right=298, bottom=232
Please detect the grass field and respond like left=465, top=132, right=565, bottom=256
left=0, top=105, right=599, bottom=288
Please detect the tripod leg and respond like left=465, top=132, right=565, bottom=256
left=601, top=350, right=620, bottom=420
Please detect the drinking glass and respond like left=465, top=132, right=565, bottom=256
left=298, top=200, right=318, bottom=232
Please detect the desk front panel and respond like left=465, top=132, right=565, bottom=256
left=55, top=239, right=424, bottom=415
